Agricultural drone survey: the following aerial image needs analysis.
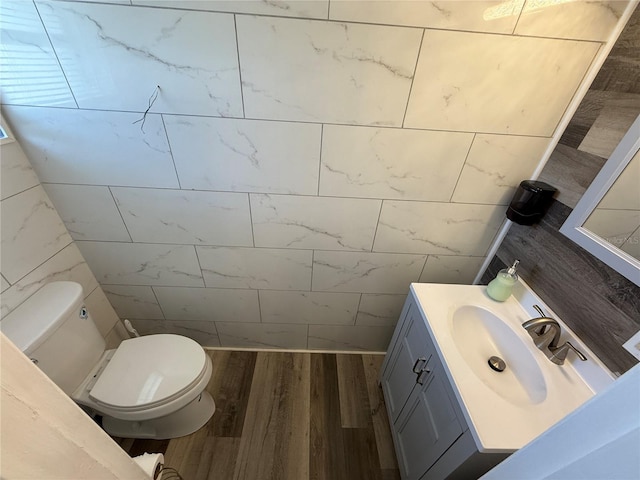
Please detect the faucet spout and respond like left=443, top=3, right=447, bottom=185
left=522, top=316, right=562, bottom=349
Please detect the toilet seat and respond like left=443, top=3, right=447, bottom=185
left=75, top=334, right=212, bottom=421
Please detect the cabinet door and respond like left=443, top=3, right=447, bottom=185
left=381, top=301, right=432, bottom=422
left=393, top=363, right=464, bottom=480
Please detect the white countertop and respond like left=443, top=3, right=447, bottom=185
left=410, top=280, right=615, bottom=453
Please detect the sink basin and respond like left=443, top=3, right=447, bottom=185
left=450, top=305, right=547, bottom=406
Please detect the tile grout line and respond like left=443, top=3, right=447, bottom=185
left=511, top=0, right=527, bottom=35
left=191, top=245, right=206, bottom=287
left=401, top=28, right=425, bottom=128
left=317, top=124, right=324, bottom=196
left=247, top=193, right=256, bottom=247
left=369, top=200, right=385, bottom=253
left=1, top=103, right=556, bottom=139
left=32, top=0, right=80, bottom=109
left=160, top=114, right=183, bottom=189
left=448, top=133, right=477, bottom=203
left=233, top=14, right=247, bottom=119
left=150, top=286, right=168, bottom=321
left=108, top=186, right=135, bottom=243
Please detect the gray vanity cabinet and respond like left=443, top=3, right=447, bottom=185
left=381, top=293, right=508, bottom=480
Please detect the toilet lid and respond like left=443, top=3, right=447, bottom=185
left=89, top=334, right=206, bottom=409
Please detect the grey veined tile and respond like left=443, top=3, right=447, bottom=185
left=259, top=290, right=360, bottom=325
left=308, top=325, right=394, bottom=351
left=216, top=322, right=308, bottom=349
left=76, top=242, right=204, bottom=287
left=0, top=142, right=40, bottom=201
left=3, top=106, right=179, bottom=188
left=1, top=185, right=72, bottom=283
left=312, top=251, right=426, bottom=294
left=153, top=286, right=260, bottom=323
left=329, top=0, right=525, bottom=34
left=320, top=125, right=473, bottom=201
left=196, top=247, right=312, bottom=290
left=132, top=319, right=221, bottom=347
left=404, top=30, right=599, bottom=136
left=112, top=188, right=253, bottom=246
left=373, top=201, right=505, bottom=256
left=250, top=194, right=381, bottom=251
left=355, top=294, right=406, bottom=327
left=133, top=0, right=329, bottom=20
left=102, top=285, right=165, bottom=320
left=0, top=0, right=76, bottom=107
left=164, top=115, right=321, bottom=195
left=236, top=15, right=422, bottom=126
left=43, top=184, right=131, bottom=241
left=36, top=1, right=243, bottom=116
left=418, top=255, right=486, bottom=285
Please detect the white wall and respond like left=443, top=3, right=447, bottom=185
left=1, top=0, right=632, bottom=350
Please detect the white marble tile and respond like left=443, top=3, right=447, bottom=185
left=598, top=150, right=640, bottom=210
left=43, top=184, right=131, bottom=241
left=404, top=30, right=599, bottom=136
left=216, top=322, right=308, bottom=349
left=312, top=251, right=426, bottom=294
left=373, top=201, right=505, bottom=256
left=1, top=275, right=10, bottom=293
left=164, top=115, right=321, bottom=194
left=102, top=285, right=164, bottom=320
left=515, top=0, right=626, bottom=41
left=132, top=0, right=328, bottom=19
left=84, top=286, right=120, bottom=337
left=0, top=243, right=99, bottom=317
left=76, top=242, right=204, bottom=286
left=1, top=185, right=72, bottom=283
left=418, top=255, right=485, bottom=285
left=153, top=286, right=260, bottom=322
left=0, top=0, right=76, bottom=107
left=259, top=290, right=359, bottom=325
left=111, top=188, right=253, bottom=246
left=320, top=125, right=473, bottom=201
left=330, top=0, right=525, bottom=34
left=0, top=142, right=40, bottom=200
left=196, top=247, right=312, bottom=290
left=131, top=319, right=221, bottom=347
left=36, top=1, right=242, bottom=116
left=308, top=325, right=393, bottom=351
left=236, top=15, right=422, bottom=126
left=451, top=134, right=551, bottom=205
left=250, top=194, right=381, bottom=251
left=105, top=321, right=130, bottom=349
left=355, top=294, right=406, bottom=327
left=3, top=106, right=179, bottom=188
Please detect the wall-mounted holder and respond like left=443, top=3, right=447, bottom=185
left=506, top=180, right=557, bottom=226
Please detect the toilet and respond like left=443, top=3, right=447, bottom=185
left=1, top=281, right=215, bottom=439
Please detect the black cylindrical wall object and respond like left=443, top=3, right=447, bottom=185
left=506, top=180, right=557, bottom=225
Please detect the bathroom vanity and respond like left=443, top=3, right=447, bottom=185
left=380, top=282, right=614, bottom=480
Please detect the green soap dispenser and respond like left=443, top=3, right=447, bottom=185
left=487, top=260, right=519, bottom=301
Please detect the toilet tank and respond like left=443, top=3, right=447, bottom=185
left=1, top=281, right=106, bottom=395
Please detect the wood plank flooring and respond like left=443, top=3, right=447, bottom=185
left=113, top=350, right=400, bottom=480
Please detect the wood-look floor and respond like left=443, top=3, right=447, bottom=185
left=113, top=351, right=400, bottom=480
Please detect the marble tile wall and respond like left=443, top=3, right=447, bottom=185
left=482, top=6, right=640, bottom=375
left=0, top=0, right=632, bottom=351
left=0, top=118, right=129, bottom=349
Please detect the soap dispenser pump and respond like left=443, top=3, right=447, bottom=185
left=487, top=260, right=519, bottom=302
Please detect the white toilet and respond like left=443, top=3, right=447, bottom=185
left=1, top=281, right=215, bottom=439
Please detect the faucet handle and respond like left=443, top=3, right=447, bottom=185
left=532, top=304, right=546, bottom=317
left=549, top=341, right=587, bottom=365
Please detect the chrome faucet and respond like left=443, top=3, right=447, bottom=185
left=522, top=305, right=586, bottom=365
left=522, top=305, right=561, bottom=349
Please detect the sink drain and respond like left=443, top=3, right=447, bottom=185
left=488, top=356, right=506, bottom=372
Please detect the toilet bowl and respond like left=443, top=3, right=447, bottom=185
left=1, top=281, right=215, bottom=439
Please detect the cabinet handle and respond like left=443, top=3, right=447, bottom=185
left=416, top=368, right=431, bottom=385
left=412, top=357, right=427, bottom=373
